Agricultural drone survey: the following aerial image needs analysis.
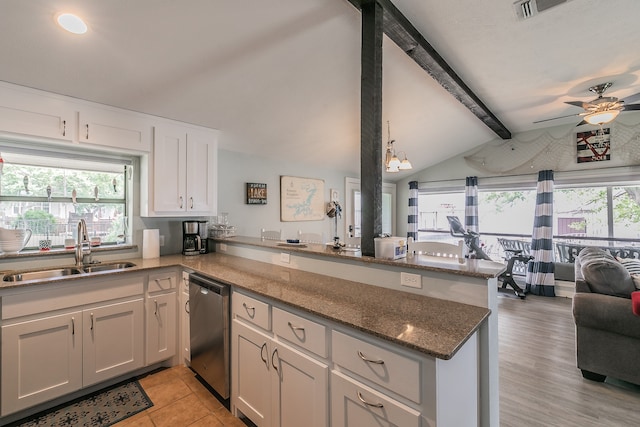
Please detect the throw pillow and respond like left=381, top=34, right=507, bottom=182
left=618, top=257, right=640, bottom=275
left=578, top=247, right=636, bottom=298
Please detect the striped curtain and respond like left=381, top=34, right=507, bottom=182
left=464, top=176, right=479, bottom=234
left=407, top=181, right=418, bottom=241
left=526, top=170, right=555, bottom=296
left=464, top=176, right=479, bottom=256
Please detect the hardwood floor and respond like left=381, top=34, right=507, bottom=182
left=118, top=294, right=640, bottom=426
left=498, top=293, right=640, bottom=427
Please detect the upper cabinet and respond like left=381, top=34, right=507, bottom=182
left=0, top=82, right=152, bottom=153
left=0, top=83, right=75, bottom=142
left=141, top=123, right=218, bottom=217
left=78, top=105, right=152, bottom=152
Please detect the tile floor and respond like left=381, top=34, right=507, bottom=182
left=115, top=365, right=248, bottom=427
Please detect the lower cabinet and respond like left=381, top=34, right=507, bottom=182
left=1, top=298, right=144, bottom=415
left=232, top=319, right=329, bottom=427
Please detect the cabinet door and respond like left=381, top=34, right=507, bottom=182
left=271, top=343, right=328, bottom=427
left=152, top=125, right=187, bottom=213
left=1, top=311, right=83, bottom=416
left=78, top=107, right=151, bottom=152
left=83, top=299, right=144, bottom=387
left=232, top=319, right=272, bottom=427
left=0, top=84, right=74, bottom=142
left=330, top=371, right=420, bottom=427
left=146, top=292, right=177, bottom=365
left=185, top=130, right=216, bottom=214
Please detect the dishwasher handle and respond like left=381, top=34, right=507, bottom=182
left=189, top=274, right=229, bottom=296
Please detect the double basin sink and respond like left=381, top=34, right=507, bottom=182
left=2, top=262, right=136, bottom=283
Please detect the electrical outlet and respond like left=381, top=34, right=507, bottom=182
left=219, top=243, right=227, bottom=252
left=159, top=235, right=165, bottom=246
left=280, top=252, right=290, bottom=264
left=401, top=272, right=422, bottom=289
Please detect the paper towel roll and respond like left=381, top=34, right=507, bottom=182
left=142, top=229, right=160, bottom=259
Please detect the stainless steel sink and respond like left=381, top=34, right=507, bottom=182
left=2, top=267, right=84, bottom=282
left=81, top=262, right=136, bottom=273
left=2, top=262, right=136, bottom=282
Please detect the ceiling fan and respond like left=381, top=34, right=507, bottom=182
left=534, top=82, right=640, bottom=126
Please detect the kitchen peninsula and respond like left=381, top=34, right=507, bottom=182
left=0, top=249, right=495, bottom=426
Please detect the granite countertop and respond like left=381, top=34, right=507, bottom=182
left=216, top=235, right=506, bottom=279
left=0, top=252, right=490, bottom=360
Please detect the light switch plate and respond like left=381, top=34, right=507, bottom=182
left=401, top=272, right=422, bottom=289
left=280, top=252, right=290, bottom=264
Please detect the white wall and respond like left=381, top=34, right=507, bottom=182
left=216, top=149, right=354, bottom=241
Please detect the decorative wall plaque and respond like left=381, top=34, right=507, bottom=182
left=246, top=182, right=268, bottom=204
left=577, top=128, right=610, bottom=163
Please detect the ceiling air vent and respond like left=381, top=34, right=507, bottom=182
left=514, top=0, right=570, bottom=20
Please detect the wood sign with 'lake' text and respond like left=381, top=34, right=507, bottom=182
left=246, top=183, right=267, bottom=204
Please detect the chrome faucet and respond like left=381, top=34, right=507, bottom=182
left=76, top=219, right=92, bottom=266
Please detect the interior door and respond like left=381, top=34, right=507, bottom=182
left=344, top=177, right=396, bottom=238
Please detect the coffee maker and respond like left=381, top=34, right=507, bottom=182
left=183, top=220, right=203, bottom=256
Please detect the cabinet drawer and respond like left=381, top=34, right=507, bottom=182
left=273, top=307, right=327, bottom=358
left=332, top=330, right=421, bottom=403
left=331, top=371, right=420, bottom=427
left=232, top=292, right=270, bottom=331
left=148, top=271, right=177, bottom=293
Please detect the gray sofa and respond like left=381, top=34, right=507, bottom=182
left=572, top=247, right=640, bottom=384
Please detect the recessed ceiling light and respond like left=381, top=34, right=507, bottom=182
left=56, top=13, right=88, bottom=35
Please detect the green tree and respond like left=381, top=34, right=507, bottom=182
left=12, top=210, right=57, bottom=234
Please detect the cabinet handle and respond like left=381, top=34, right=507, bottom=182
left=179, top=196, right=183, bottom=208
left=62, top=120, right=66, bottom=136
left=260, top=342, right=268, bottom=366
left=185, top=299, right=190, bottom=314
left=154, top=300, right=158, bottom=316
left=85, top=124, right=89, bottom=139
left=155, top=277, right=172, bottom=288
left=357, top=391, right=384, bottom=408
left=242, top=302, right=256, bottom=317
left=287, top=321, right=305, bottom=331
left=271, top=348, right=279, bottom=373
left=357, top=350, right=384, bottom=365
left=190, top=197, right=194, bottom=209
left=90, top=312, right=94, bottom=330
left=71, top=316, right=75, bottom=335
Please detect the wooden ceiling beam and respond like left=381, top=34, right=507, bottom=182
left=347, top=0, right=512, bottom=139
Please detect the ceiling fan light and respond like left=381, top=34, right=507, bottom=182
left=584, top=109, right=619, bottom=125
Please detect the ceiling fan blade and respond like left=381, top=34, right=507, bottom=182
left=533, top=112, right=581, bottom=124
left=623, top=103, right=640, bottom=111
left=565, top=100, right=589, bottom=108
left=621, top=92, right=640, bottom=105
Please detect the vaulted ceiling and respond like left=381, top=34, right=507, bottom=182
left=1, top=0, right=639, bottom=181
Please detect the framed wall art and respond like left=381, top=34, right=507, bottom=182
left=246, top=182, right=267, bottom=204
left=577, top=128, right=610, bottom=163
left=280, top=176, right=325, bottom=221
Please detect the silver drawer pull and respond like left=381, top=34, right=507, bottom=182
left=357, top=350, right=385, bottom=365
left=260, top=342, right=268, bottom=366
left=357, top=391, right=384, bottom=408
left=287, top=321, right=305, bottom=331
left=243, top=302, right=256, bottom=316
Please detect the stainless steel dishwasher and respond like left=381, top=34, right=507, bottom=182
left=189, top=273, right=230, bottom=399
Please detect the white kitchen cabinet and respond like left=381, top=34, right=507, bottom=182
left=0, top=273, right=156, bottom=417
left=181, top=272, right=191, bottom=364
left=83, top=299, right=145, bottom=387
left=232, top=319, right=273, bottom=427
left=331, top=371, right=421, bottom=427
left=1, top=311, right=83, bottom=416
left=146, top=271, right=178, bottom=366
left=231, top=291, right=329, bottom=427
left=144, top=123, right=217, bottom=216
left=0, top=83, right=75, bottom=142
left=78, top=105, right=152, bottom=152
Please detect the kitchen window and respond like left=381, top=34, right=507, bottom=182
left=0, top=145, right=131, bottom=250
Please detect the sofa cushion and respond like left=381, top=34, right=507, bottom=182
left=578, top=247, right=635, bottom=298
left=617, top=258, right=640, bottom=289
